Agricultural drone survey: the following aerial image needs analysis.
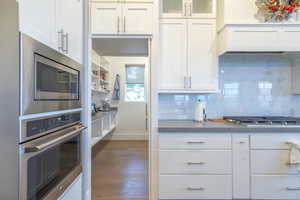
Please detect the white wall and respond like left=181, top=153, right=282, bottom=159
left=106, top=56, right=149, bottom=140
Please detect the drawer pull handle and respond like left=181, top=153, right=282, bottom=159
left=187, top=162, right=205, bottom=165
left=286, top=187, right=300, bottom=191
left=187, top=187, right=205, bottom=191
left=187, top=141, right=205, bottom=144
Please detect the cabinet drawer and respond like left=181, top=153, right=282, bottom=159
left=160, top=134, right=232, bottom=149
left=160, top=175, right=232, bottom=199
left=251, top=134, right=300, bottom=149
left=160, top=150, right=232, bottom=174
left=252, top=175, right=300, bottom=200
left=251, top=150, right=298, bottom=175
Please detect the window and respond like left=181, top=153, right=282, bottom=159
left=125, top=65, right=145, bottom=102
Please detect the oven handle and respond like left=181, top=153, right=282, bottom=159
left=23, top=125, right=87, bottom=153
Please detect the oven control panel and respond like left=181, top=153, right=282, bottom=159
left=22, top=112, right=81, bottom=142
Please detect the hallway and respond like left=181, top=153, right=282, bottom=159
left=92, top=140, right=148, bottom=200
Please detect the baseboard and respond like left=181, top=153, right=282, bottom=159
left=110, top=133, right=148, bottom=140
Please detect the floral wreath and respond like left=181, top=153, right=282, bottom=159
left=256, top=0, right=300, bottom=21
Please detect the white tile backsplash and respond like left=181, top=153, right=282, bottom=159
left=159, top=55, right=300, bottom=120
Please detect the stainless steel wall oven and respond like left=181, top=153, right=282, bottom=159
left=19, top=111, right=86, bottom=200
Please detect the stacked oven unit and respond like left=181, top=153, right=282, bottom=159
left=18, top=35, right=86, bottom=200
left=0, top=2, right=85, bottom=199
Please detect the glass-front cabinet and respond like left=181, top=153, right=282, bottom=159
left=161, top=0, right=215, bottom=18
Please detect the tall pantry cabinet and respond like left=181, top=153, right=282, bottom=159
left=159, top=0, right=218, bottom=93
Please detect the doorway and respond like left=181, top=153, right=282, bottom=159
left=90, top=38, right=150, bottom=200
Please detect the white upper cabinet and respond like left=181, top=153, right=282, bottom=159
left=19, top=0, right=56, bottom=49
left=91, top=3, right=121, bottom=34
left=160, top=19, right=187, bottom=90
left=159, top=19, right=218, bottom=93
left=19, top=0, right=83, bottom=64
left=56, top=0, right=83, bottom=63
left=187, top=19, right=218, bottom=91
left=91, top=2, right=153, bottom=35
left=161, top=0, right=216, bottom=19
left=123, top=3, right=153, bottom=34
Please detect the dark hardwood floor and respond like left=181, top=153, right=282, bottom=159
left=92, top=140, right=149, bottom=200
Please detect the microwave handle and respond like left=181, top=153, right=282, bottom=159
left=24, top=125, right=86, bottom=153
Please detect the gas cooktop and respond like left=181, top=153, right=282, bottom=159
left=223, top=116, right=300, bottom=128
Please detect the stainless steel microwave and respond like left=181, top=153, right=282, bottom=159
left=20, top=34, right=81, bottom=115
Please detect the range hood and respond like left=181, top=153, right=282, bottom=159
left=218, top=24, right=300, bottom=56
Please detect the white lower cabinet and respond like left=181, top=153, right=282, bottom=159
left=252, top=175, right=300, bottom=200
left=58, top=174, right=82, bottom=200
left=159, top=133, right=300, bottom=200
left=159, top=133, right=233, bottom=200
left=251, top=150, right=299, bottom=175
left=232, top=135, right=250, bottom=199
left=160, top=150, right=232, bottom=174
left=160, top=175, right=232, bottom=200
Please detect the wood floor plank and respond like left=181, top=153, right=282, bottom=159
left=92, top=140, right=149, bottom=200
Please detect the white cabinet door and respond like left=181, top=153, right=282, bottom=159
left=56, top=0, right=83, bottom=63
left=19, top=0, right=56, bottom=49
left=65, top=0, right=83, bottom=63
left=232, top=135, right=250, bottom=199
left=122, top=3, right=153, bottom=35
left=58, top=175, right=82, bottom=200
left=160, top=175, right=232, bottom=199
left=91, top=3, right=121, bottom=34
left=160, top=19, right=187, bottom=90
left=187, top=19, right=218, bottom=92
left=160, top=150, right=232, bottom=174
left=251, top=175, right=300, bottom=200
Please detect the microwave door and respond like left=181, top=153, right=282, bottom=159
left=35, top=54, right=80, bottom=101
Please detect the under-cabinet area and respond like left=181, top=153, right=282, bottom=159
left=159, top=132, right=300, bottom=200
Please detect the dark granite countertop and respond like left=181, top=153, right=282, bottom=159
left=158, top=120, right=300, bottom=133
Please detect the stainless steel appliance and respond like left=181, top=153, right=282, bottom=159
left=224, top=116, right=300, bottom=128
left=20, top=111, right=81, bottom=143
left=19, top=112, right=86, bottom=200
left=21, top=33, right=81, bottom=115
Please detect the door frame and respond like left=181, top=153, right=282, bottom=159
left=82, top=0, right=160, bottom=199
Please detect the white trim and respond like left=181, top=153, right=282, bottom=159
left=149, top=0, right=159, bottom=200
left=82, top=0, right=92, bottom=199
left=92, top=34, right=153, bottom=39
